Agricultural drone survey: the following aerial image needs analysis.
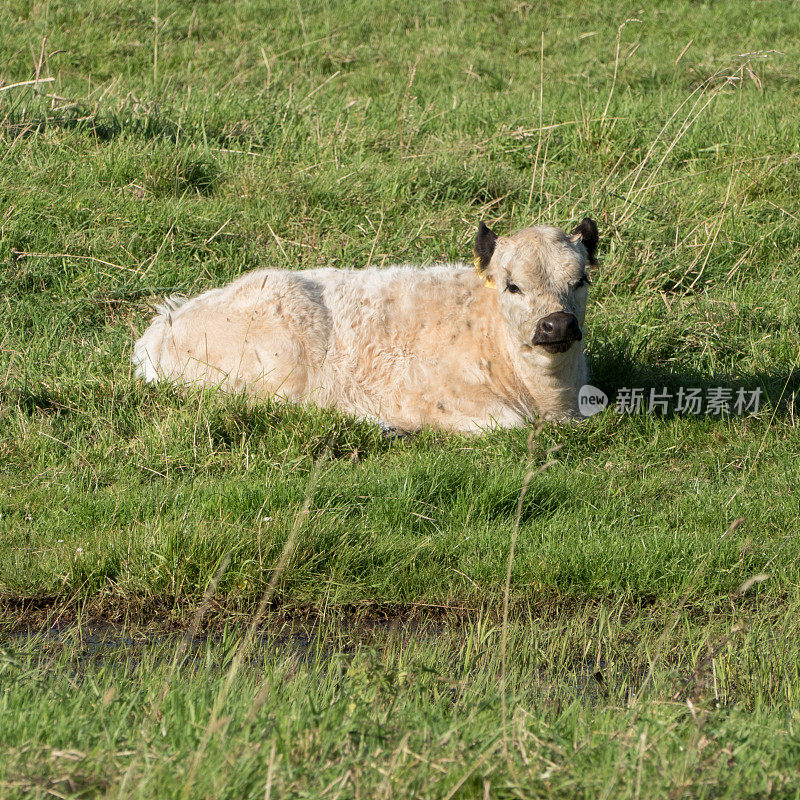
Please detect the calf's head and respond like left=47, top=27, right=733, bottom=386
left=474, top=218, right=598, bottom=358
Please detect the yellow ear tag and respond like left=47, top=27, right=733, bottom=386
left=474, top=257, right=495, bottom=288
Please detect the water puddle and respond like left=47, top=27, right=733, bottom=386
left=1, top=615, right=449, bottom=666
left=0, top=617, right=629, bottom=703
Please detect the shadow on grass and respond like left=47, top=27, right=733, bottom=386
left=1, top=104, right=263, bottom=151
left=3, top=381, right=396, bottom=461
left=589, top=338, right=800, bottom=418
left=2, top=105, right=180, bottom=143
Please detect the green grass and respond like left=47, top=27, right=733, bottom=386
left=2, top=0, right=800, bottom=796
left=2, top=610, right=800, bottom=799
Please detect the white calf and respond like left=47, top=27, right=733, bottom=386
left=133, top=219, right=598, bottom=432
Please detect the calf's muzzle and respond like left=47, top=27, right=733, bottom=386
left=532, top=312, right=582, bottom=353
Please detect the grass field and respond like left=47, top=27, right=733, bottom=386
left=2, top=0, right=800, bottom=796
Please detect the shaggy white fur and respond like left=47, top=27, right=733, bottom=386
left=133, top=222, right=596, bottom=432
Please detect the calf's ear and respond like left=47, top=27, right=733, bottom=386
left=571, top=217, right=599, bottom=264
left=474, top=221, right=498, bottom=272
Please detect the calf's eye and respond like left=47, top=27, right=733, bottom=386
left=572, top=275, right=591, bottom=290
left=506, top=281, right=522, bottom=294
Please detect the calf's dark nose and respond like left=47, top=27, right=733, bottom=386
left=532, top=312, right=582, bottom=345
